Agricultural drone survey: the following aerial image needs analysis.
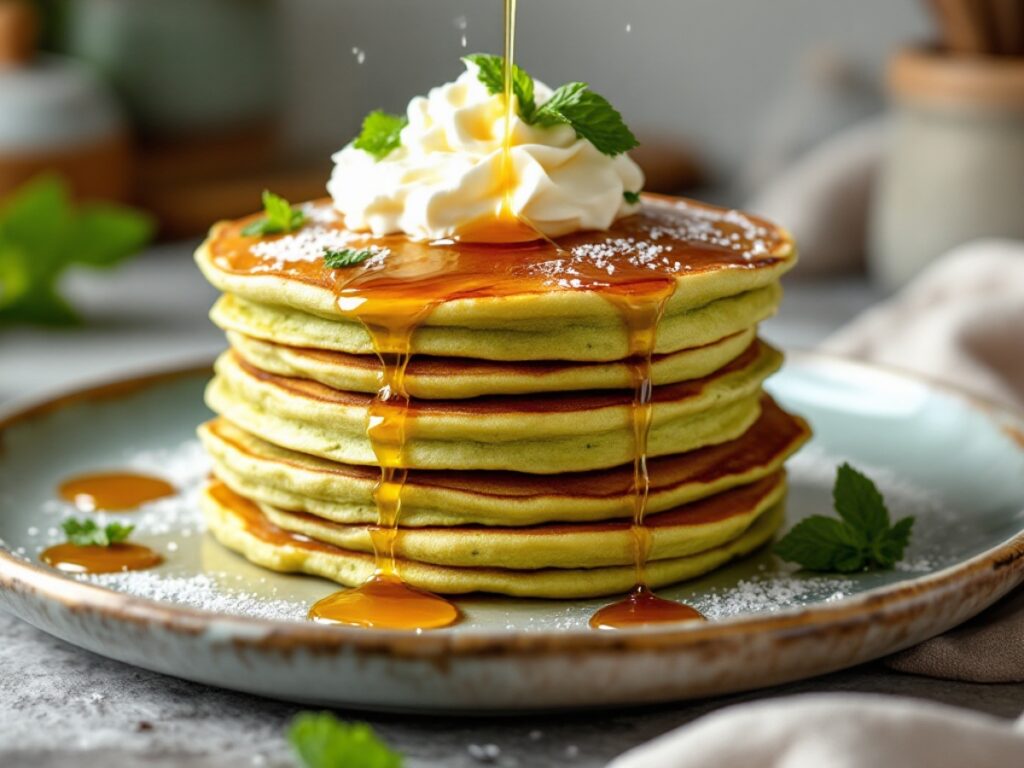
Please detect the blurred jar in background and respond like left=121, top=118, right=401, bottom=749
left=60, top=0, right=279, bottom=140
left=871, top=48, right=1024, bottom=289
left=58, top=0, right=282, bottom=192
left=0, top=0, right=130, bottom=200
left=50, top=0, right=284, bottom=234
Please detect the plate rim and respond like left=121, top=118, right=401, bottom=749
left=1, top=353, right=1023, bottom=659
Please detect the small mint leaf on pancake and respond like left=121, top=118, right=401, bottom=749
left=353, top=110, right=408, bottom=161
left=775, top=464, right=914, bottom=572
left=243, top=190, right=306, bottom=237
left=324, top=248, right=375, bottom=269
left=623, top=190, right=642, bottom=205
left=289, top=712, right=402, bottom=768
left=464, top=53, right=537, bottom=121
left=62, top=518, right=135, bottom=547
left=534, top=82, right=639, bottom=156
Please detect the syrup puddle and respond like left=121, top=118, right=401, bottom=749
left=40, top=542, right=163, bottom=574
left=58, top=471, right=176, bottom=512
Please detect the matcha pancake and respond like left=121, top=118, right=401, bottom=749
left=206, top=341, right=781, bottom=473
left=259, top=472, right=785, bottom=570
left=201, top=480, right=785, bottom=599
left=210, top=282, right=781, bottom=363
left=226, top=326, right=757, bottom=398
left=196, top=197, right=795, bottom=363
left=199, top=397, right=810, bottom=527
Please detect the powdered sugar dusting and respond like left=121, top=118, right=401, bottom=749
left=697, top=574, right=856, bottom=619
left=87, top=572, right=308, bottom=622
left=247, top=226, right=383, bottom=271
left=531, top=199, right=778, bottom=289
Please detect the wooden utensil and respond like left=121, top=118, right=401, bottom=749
left=927, top=0, right=1024, bottom=56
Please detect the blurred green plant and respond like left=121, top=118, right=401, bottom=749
left=288, top=712, right=402, bottom=768
left=0, top=176, right=154, bottom=326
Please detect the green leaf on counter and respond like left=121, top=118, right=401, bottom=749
left=289, top=712, right=402, bottom=768
left=0, top=176, right=154, bottom=326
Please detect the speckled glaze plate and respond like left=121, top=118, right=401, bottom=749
left=1, top=355, right=1023, bottom=713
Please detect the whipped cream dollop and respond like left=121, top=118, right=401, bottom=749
left=328, top=62, right=644, bottom=242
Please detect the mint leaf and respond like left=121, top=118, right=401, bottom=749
left=289, top=712, right=402, bottom=768
left=324, top=248, right=375, bottom=269
left=623, top=190, right=642, bottom=205
left=775, top=464, right=915, bottom=572
left=462, top=55, right=637, bottom=155
left=242, top=190, right=306, bottom=237
left=104, top=522, right=136, bottom=545
left=774, top=516, right=867, bottom=573
left=61, top=518, right=135, bottom=547
left=0, top=176, right=153, bottom=326
left=464, top=53, right=536, bottom=121
left=834, top=462, right=890, bottom=539
left=874, top=516, right=915, bottom=568
left=535, top=82, right=639, bottom=156
left=353, top=110, right=407, bottom=161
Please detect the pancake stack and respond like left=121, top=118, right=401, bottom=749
left=195, top=196, right=809, bottom=599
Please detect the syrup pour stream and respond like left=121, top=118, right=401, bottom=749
left=311, top=0, right=533, bottom=630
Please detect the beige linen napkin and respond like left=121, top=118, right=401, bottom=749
left=823, top=239, right=1024, bottom=411
left=608, top=695, right=1024, bottom=768
left=821, top=239, right=1024, bottom=682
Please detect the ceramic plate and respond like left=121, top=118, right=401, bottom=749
left=1, top=356, right=1023, bottom=713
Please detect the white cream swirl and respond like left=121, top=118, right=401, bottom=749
left=328, top=63, right=644, bottom=242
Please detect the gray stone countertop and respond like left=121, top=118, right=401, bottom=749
left=2, top=246, right=1021, bottom=767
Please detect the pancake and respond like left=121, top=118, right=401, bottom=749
left=225, top=325, right=758, bottom=398
left=209, top=282, right=782, bottom=363
left=201, top=480, right=785, bottom=599
left=205, top=341, right=781, bottom=473
left=196, top=197, right=795, bottom=363
left=260, top=472, right=786, bottom=570
left=199, top=396, right=810, bottom=527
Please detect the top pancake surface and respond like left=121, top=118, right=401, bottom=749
left=197, top=195, right=796, bottom=324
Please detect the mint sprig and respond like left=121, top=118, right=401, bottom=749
left=289, top=712, right=402, bottom=768
left=62, top=518, right=135, bottom=548
left=623, top=190, right=642, bottom=205
left=242, top=191, right=306, bottom=237
left=464, top=53, right=639, bottom=156
left=463, top=53, right=537, bottom=121
left=324, top=248, right=375, bottom=269
left=775, top=463, right=915, bottom=572
left=353, top=110, right=408, bottom=161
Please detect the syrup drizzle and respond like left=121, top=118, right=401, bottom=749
left=311, top=0, right=541, bottom=629
left=58, top=471, right=176, bottom=512
left=309, top=298, right=460, bottom=629
left=588, top=286, right=707, bottom=630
